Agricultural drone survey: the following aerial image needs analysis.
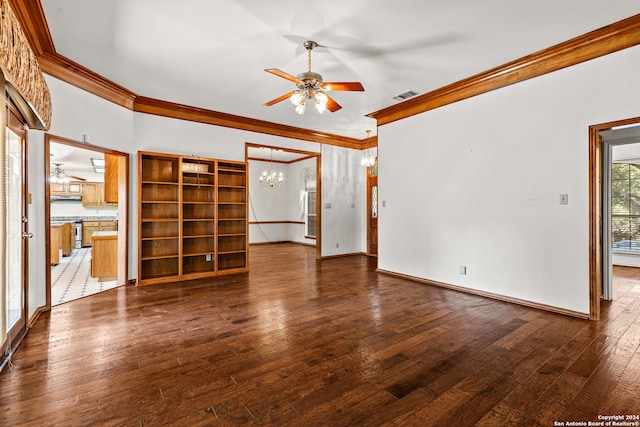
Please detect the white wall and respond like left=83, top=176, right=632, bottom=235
left=321, top=144, right=367, bottom=256
left=287, top=157, right=317, bottom=245
left=379, top=45, right=640, bottom=316
left=27, top=75, right=367, bottom=316
left=248, top=158, right=291, bottom=243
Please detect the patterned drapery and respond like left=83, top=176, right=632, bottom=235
left=0, top=0, right=51, bottom=129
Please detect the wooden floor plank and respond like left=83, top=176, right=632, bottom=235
left=1, top=244, right=639, bottom=426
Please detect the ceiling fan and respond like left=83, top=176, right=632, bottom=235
left=50, top=163, right=86, bottom=183
left=264, top=40, right=364, bottom=114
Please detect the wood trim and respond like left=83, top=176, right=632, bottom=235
left=249, top=241, right=315, bottom=247
left=247, top=157, right=290, bottom=165
left=135, top=96, right=363, bottom=148
left=320, top=252, right=367, bottom=260
left=368, top=14, right=640, bottom=126
left=46, top=133, right=130, bottom=294
left=361, top=135, right=378, bottom=149
left=8, top=0, right=54, bottom=56
left=43, top=133, right=51, bottom=309
left=587, top=116, right=640, bottom=321
left=45, top=133, right=129, bottom=157
left=27, top=305, right=47, bottom=329
left=589, top=125, right=602, bottom=321
left=249, top=221, right=305, bottom=225
left=38, top=52, right=136, bottom=109
left=246, top=143, right=319, bottom=157
left=247, top=155, right=317, bottom=165
left=377, top=269, right=590, bottom=320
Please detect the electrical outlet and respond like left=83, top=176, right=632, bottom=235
left=206, top=254, right=212, bottom=262
left=560, top=194, right=568, bottom=205
left=336, top=243, right=339, bottom=248
left=459, top=265, right=467, bottom=275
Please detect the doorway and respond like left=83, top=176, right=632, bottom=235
left=245, top=143, right=321, bottom=259
left=589, top=116, right=640, bottom=320
left=1, top=106, right=30, bottom=361
left=45, top=135, right=129, bottom=307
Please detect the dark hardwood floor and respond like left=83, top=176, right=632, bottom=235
left=1, top=243, right=639, bottom=426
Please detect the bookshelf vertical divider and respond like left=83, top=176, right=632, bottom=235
left=138, top=152, right=248, bottom=286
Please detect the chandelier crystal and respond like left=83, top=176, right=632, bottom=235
left=259, top=148, right=284, bottom=187
left=361, top=130, right=376, bottom=168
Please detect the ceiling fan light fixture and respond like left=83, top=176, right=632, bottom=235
left=265, top=40, right=363, bottom=114
left=50, top=163, right=70, bottom=184
left=291, top=92, right=304, bottom=106
left=314, top=91, right=328, bottom=113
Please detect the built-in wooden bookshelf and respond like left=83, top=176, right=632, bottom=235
left=138, top=152, right=248, bottom=285
left=217, top=162, right=248, bottom=271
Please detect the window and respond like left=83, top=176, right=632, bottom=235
left=306, top=191, right=316, bottom=238
left=612, top=163, right=640, bottom=251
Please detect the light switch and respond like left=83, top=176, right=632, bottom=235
left=560, top=194, right=568, bottom=205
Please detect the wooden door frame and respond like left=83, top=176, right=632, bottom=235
left=366, top=164, right=378, bottom=256
left=2, top=102, right=30, bottom=356
left=245, top=143, right=321, bottom=260
left=44, top=134, right=129, bottom=308
left=589, top=116, right=640, bottom=320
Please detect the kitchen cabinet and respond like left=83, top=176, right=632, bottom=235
left=51, top=181, right=83, bottom=197
left=91, top=231, right=117, bottom=281
left=50, top=225, right=61, bottom=266
left=104, top=153, right=119, bottom=204
left=61, top=222, right=75, bottom=256
left=82, top=220, right=117, bottom=247
left=82, top=182, right=117, bottom=207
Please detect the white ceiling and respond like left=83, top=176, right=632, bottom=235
left=41, top=1, right=639, bottom=139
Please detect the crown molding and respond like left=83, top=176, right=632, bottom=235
left=7, top=0, right=54, bottom=55
left=133, top=96, right=365, bottom=149
left=361, top=135, right=378, bottom=149
left=368, top=13, right=640, bottom=126
left=38, top=52, right=137, bottom=109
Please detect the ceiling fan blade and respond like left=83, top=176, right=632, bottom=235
left=325, top=95, right=342, bottom=112
left=66, top=175, right=87, bottom=181
left=265, top=68, right=300, bottom=83
left=322, top=82, right=364, bottom=92
left=264, top=91, right=297, bottom=106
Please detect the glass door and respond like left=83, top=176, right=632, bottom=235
left=4, top=114, right=28, bottom=350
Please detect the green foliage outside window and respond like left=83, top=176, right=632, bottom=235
left=612, top=163, right=640, bottom=251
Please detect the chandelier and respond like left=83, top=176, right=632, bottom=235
left=290, top=41, right=329, bottom=115
left=50, top=163, right=70, bottom=184
left=361, top=130, right=376, bottom=168
left=259, top=149, right=284, bottom=187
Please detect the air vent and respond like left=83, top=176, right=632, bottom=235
left=393, top=90, right=420, bottom=101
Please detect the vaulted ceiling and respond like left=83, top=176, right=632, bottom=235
left=12, top=0, right=640, bottom=147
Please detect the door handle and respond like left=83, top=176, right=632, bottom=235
left=22, top=232, right=33, bottom=239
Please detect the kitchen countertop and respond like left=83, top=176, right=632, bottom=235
left=91, top=231, right=118, bottom=239
left=51, top=216, right=117, bottom=223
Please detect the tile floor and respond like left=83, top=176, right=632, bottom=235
left=51, top=247, right=120, bottom=305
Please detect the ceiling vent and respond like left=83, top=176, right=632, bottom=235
left=393, top=90, right=420, bottom=101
